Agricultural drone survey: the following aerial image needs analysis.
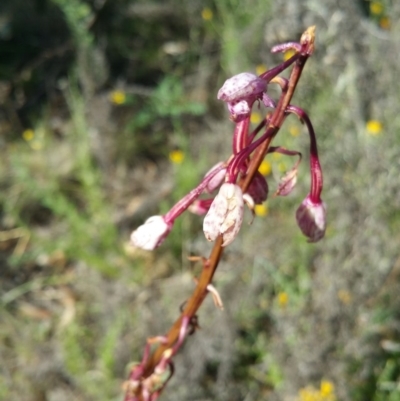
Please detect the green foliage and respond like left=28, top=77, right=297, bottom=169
left=50, top=0, right=93, bottom=46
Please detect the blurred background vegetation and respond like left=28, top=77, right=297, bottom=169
left=1, top=0, right=400, bottom=400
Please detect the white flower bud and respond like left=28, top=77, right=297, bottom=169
left=130, top=215, right=172, bottom=250
left=203, top=183, right=244, bottom=246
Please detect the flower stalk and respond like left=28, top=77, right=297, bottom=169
left=124, top=26, right=321, bottom=401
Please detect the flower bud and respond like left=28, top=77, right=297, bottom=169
left=130, top=215, right=172, bottom=250
left=217, top=72, right=266, bottom=102
left=295, top=196, right=326, bottom=242
left=203, top=183, right=244, bottom=246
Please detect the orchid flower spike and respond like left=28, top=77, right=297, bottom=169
left=203, top=183, right=244, bottom=246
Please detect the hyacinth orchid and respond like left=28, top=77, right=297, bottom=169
left=125, top=27, right=324, bottom=401
left=130, top=30, right=325, bottom=251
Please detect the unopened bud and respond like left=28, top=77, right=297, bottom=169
left=203, top=183, right=244, bottom=246
left=130, top=215, right=172, bottom=250
left=295, top=195, right=326, bottom=242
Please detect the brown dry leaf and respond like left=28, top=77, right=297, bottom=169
left=18, top=301, right=52, bottom=320
left=57, top=286, right=76, bottom=331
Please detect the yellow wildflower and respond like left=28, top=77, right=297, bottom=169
left=169, top=149, right=185, bottom=164
left=110, top=90, right=126, bottom=105
left=201, top=7, right=213, bottom=21
left=250, top=112, right=263, bottom=124
left=277, top=291, right=289, bottom=308
left=379, top=16, right=390, bottom=30
left=258, top=160, right=272, bottom=176
left=256, top=64, right=267, bottom=75
left=22, top=129, right=35, bottom=141
left=283, top=49, right=296, bottom=61
left=254, top=203, right=268, bottom=217
left=320, top=380, right=335, bottom=397
left=366, top=119, right=383, bottom=135
left=370, top=2, right=384, bottom=15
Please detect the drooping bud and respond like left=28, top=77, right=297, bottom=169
left=217, top=72, right=266, bottom=103
left=275, top=167, right=298, bottom=196
left=295, top=195, right=326, bottom=242
left=246, top=171, right=268, bottom=204
left=203, top=183, right=244, bottom=246
left=130, top=215, right=172, bottom=250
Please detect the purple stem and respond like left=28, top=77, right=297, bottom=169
left=286, top=105, right=323, bottom=202
left=227, top=126, right=276, bottom=182
left=164, top=164, right=226, bottom=223
left=232, top=116, right=250, bottom=154
left=259, top=53, right=300, bottom=83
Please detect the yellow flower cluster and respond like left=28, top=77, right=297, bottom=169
left=298, top=380, right=336, bottom=401
left=369, top=2, right=391, bottom=30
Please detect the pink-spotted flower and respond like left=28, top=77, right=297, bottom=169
left=218, top=72, right=267, bottom=122
left=295, top=195, right=326, bottom=242
left=203, top=183, right=244, bottom=246
left=130, top=215, right=173, bottom=250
